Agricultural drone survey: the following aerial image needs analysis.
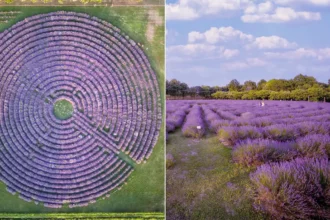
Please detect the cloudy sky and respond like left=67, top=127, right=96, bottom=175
left=166, top=0, right=330, bottom=86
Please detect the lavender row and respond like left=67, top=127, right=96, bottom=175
left=166, top=104, right=190, bottom=132
left=218, top=122, right=330, bottom=146
left=181, top=105, right=205, bottom=138
left=0, top=11, right=162, bottom=207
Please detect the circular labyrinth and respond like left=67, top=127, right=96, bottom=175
left=0, top=11, right=162, bottom=208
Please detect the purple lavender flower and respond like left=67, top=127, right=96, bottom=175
left=295, top=134, right=330, bottom=158
left=250, top=158, right=330, bottom=219
left=182, top=105, right=205, bottom=138
left=263, top=124, right=300, bottom=141
left=232, top=139, right=297, bottom=166
left=218, top=126, right=263, bottom=146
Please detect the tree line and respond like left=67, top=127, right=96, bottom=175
left=166, top=74, right=330, bottom=102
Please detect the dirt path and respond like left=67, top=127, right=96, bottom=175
left=146, top=8, right=163, bottom=42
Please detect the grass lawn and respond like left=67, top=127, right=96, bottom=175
left=53, top=99, right=74, bottom=120
left=0, top=6, right=164, bottom=215
left=166, top=131, right=266, bottom=220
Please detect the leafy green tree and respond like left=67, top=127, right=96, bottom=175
left=264, top=79, right=294, bottom=91
left=230, top=91, right=244, bottom=100
left=227, top=79, right=241, bottom=91
left=180, top=82, right=189, bottom=97
left=257, top=79, right=267, bottom=90
left=242, top=80, right=257, bottom=91
left=291, top=89, right=309, bottom=101
left=293, top=74, right=317, bottom=89
left=166, top=79, right=189, bottom=97
left=279, top=91, right=292, bottom=100
left=242, top=91, right=257, bottom=100
left=269, top=91, right=291, bottom=100
left=308, top=87, right=326, bottom=101
left=212, top=91, right=228, bottom=99
left=189, top=86, right=202, bottom=97
left=255, top=90, right=271, bottom=100
left=166, top=79, right=181, bottom=96
left=211, top=86, right=221, bottom=93
left=221, top=86, right=229, bottom=92
left=200, top=86, right=212, bottom=98
left=169, top=75, right=330, bottom=102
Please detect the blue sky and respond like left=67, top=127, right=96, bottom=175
left=166, top=0, right=330, bottom=86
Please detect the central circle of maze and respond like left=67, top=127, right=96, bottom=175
left=53, top=99, right=74, bottom=120
left=0, top=11, right=161, bottom=208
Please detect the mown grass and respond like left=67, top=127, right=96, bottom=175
left=166, top=131, right=266, bottom=220
left=0, top=212, right=164, bottom=219
left=53, top=99, right=74, bottom=120
left=0, top=6, right=164, bottom=214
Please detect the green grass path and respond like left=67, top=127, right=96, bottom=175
left=166, top=131, right=265, bottom=220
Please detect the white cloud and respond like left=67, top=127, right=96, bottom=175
left=246, top=36, right=298, bottom=49
left=274, top=0, right=330, bottom=6
left=167, top=44, right=240, bottom=59
left=223, top=49, right=241, bottom=59
left=167, top=0, right=327, bottom=21
left=168, top=44, right=217, bottom=55
left=166, top=0, right=250, bottom=21
left=166, top=3, right=199, bottom=20
left=247, top=58, right=268, bottom=66
left=221, top=58, right=267, bottom=71
left=242, top=6, right=321, bottom=23
left=188, top=27, right=297, bottom=50
left=244, top=1, right=274, bottom=14
left=265, top=48, right=330, bottom=60
left=188, top=26, right=253, bottom=44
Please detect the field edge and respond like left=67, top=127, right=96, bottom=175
left=0, top=212, right=165, bottom=219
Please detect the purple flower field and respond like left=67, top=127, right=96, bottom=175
left=167, top=99, right=330, bottom=219
left=0, top=11, right=162, bottom=208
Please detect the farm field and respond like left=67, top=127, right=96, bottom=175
left=0, top=4, right=164, bottom=218
left=166, top=100, right=330, bottom=220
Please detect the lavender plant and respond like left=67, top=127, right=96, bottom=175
left=295, top=134, right=330, bottom=159
left=263, top=124, right=300, bottom=141
left=218, top=126, right=263, bottom=146
left=250, top=158, right=330, bottom=219
left=233, top=139, right=297, bottom=167
left=182, top=105, right=205, bottom=138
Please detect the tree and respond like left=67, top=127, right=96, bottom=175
left=166, top=79, right=181, bottom=96
left=166, top=79, right=189, bottom=97
left=293, top=74, right=317, bottom=89
left=212, top=91, right=228, bottom=99
left=242, top=80, right=257, bottom=91
left=230, top=91, right=244, bottom=100
left=264, top=79, right=293, bottom=91
left=227, top=79, right=241, bottom=91
left=189, top=86, right=202, bottom=97
left=201, top=86, right=212, bottom=98
left=179, top=82, right=189, bottom=97
left=168, top=75, right=330, bottom=102
left=291, top=89, right=308, bottom=101
left=269, top=91, right=291, bottom=100
left=211, top=86, right=221, bottom=94
left=255, top=90, right=271, bottom=100
left=257, top=79, right=267, bottom=90
left=308, top=87, right=326, bottom=101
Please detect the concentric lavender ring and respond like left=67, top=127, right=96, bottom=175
left=0, top=11, right=161, bottom=208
